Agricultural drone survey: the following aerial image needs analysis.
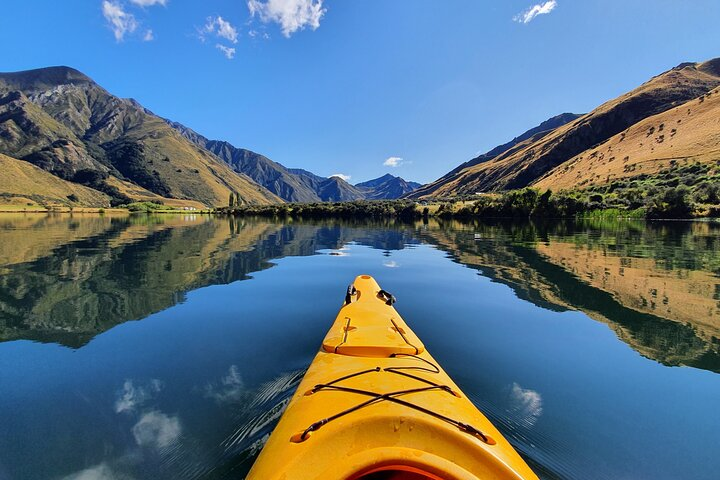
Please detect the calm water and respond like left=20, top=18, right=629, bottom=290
left=0, top=214, right=719, bottom=480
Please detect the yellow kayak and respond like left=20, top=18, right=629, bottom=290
left=247, top=275, right=539, bottom=480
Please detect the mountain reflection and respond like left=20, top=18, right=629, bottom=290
left=0, top=214, right=718, bottom=373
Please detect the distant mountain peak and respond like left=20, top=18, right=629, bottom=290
left=355, top=174, right=421, bottom=199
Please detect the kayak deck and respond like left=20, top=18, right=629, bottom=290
left=247, top=275, right=538, bottom=480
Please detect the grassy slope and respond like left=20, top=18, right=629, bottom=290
left=0, top=153, right=110, bottom=206
left=417, top=59, right=720, bottom=198
left=0, top=67, right=282, bottom=207
left=535, top=85, right=720, bottom=190
left=118, top=116, right=283, bottom=206
left=408, top=113, right=582, bottom=199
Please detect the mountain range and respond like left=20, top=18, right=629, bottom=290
left=409, top=58, right=720, bottom=198
left=0, top=67, right=420, bottom=208
left=3, top=58, right=720, bottom=208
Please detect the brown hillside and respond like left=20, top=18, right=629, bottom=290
left=535, top=85, right=720, bottom=190
left=408, top=113, right=581, bottom=199
left=0, top=67, right=280, bottom=207
left=417, top=59, right=720, bottom=198
left=0, top=153, right=110, bottom=207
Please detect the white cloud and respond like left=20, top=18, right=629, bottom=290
left=143, top=29, right=154, bottom=41
left=248, top=29, right=270, bottom=40
left=330, top=173, right=351, bottom=182
left=216, top=44, right=236, bottom=59
left=205, top=365, right=246, bottom=402
left=102, top=1, right=138, bottom=42
left=132, top=411, right=182, bottom=449
left=383, top=260, right=399, bottom=268
left=115, top=379, right=162, bottom=413
left=130, top=0, right=167, bottom=6
left=509, top=383, right=543, bottom=427
left=247, top=0, right=326, bottom=38
left=383, top=156, right=405, bottom=168
left=203, top=16, right=239, bottom=44
left=513, top=1, right=557, bottom=24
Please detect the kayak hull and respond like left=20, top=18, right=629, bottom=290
left=247, top=275, right=538, bottom=480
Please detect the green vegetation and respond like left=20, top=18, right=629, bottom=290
left=223, top=165, right=720, bottom=221
left=221, top=200, right=420, bottom=220
left=583, top=162, right=720, bottom=218
left=124, top=201, right=176, bottom=213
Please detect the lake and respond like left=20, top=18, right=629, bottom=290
left=0, top=214, right=719, bottom=480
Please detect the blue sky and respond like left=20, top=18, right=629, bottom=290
left=1, top=1, right=719, bottom=183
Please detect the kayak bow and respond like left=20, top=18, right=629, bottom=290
left=247, top=275, right=539, bottom=480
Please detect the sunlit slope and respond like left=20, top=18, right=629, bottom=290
left=536, top=85, right=720, bottom=190
left=408, top=113, right=581, bottom=199
left=104, top=177, right=207, bottom=209
left=0, top=67, right=280, bottom=207
left=169, top=120, right=322, bottom=203
left=0, top=153, right=110, bottom=206
left=416, top=59, right=720, bottom=198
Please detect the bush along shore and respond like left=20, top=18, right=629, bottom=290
left=218, top=184, right=719, bottom=220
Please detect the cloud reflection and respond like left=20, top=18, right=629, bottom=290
left=509, top=382, right=543, bottom=427
left=204, top=364, right=246, bottom=403
left=61, top=463, right=134, bottom=480
left=132, top=411, right=182, bottom=449
left=115, top=379, right=163, bottom=413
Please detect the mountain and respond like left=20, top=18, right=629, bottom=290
left=408, top=113, right=582, bottom=198
left=412, top=58, right=720, bottom=198
left=535, top=83, right=720, bottom=191
left=167, top=121, right=322, bottom=202
left=316, top=176, right=366, bottom=201
left=355, top=174, right=422, bottom=199
left=0, top=66, right=280, bottom=207
left=288, top=168, right=326, bottom=194
left=168, top=121, right=422, bottom=202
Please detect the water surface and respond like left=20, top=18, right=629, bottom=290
left=0, top=214, right=718, bottom=479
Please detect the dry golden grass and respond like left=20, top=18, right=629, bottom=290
left=535, top=86, right=720, bottom=190
left=0, top=153, right=110, bottom=206
left=105, top=177, right=208, bottom=209
left=132, top=123, right=283, bottom=207
left=419, top=59, right=720, bottom=198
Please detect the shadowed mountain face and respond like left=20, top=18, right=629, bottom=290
left=356, top=174, right=422, bottom=199
left=167, top=121, right=421, bottom=202
left=0, top=67, right=280, bottom=207
left=0, top=215, right=717, bottom=373
left=407, top=113, right=582, bottom=199
left=413, top=58, right=720, bottom=198
left=167, top=121, right=322, bottom=203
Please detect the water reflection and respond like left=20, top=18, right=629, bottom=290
left=0, top=214, right=718, bottom=373
left=418, top=219, right=720, bottom=372
left=1, top=214, right=719, bottom=480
